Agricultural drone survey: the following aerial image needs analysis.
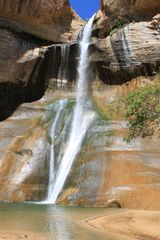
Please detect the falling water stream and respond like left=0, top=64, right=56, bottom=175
left=1, top=11, right=158, bottom=240
left=46, top=14, right=96, bottom=203
left=46, top=100, right=68, bottom=202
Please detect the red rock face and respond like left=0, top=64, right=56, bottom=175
left=0, top=0, right=68, bottom=19
left=0, top=100, right=50, bottom=202
left=93, top=19, right=160, bottom=84
left=0, top=0, right=84, bottom=42
left=0, top=0, right=160, bottom=209
left=100, top=0, right=160, bottom=18
left=98, top=0, right=160, bottom=38
left=93, top=1, right=160, bottom=84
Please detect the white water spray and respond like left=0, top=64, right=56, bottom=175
left=46, top=100, right=68, bottom=203
left=48, top=14, right=96, bottom=203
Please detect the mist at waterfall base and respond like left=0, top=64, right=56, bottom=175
left=43, top=14, right=96, bottom=204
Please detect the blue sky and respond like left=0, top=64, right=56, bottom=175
left=69, top=0, right=100, bottom=20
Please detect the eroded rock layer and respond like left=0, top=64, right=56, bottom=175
left=92, top=17, right=160, bottom=84
left=0, top=0, right=160, bottom=209
left=100, top=0, right=160, bottom=19
left=58, top=117, right=160, bottom=210
left=0, top=28, right=78, bottom=120
left=0, top=0, right=84, bottom=42
left=0, top=29, right=54, bottom=120
left=0, top=99, right=50, bottom=201
left=93, top=0, right=160, bottom=84
left=99, top=0, right=160, bottom=36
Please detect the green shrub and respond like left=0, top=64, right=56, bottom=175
left=124, top=85, right=160, bottom=141
left=109, top=20, right=128, bottom=36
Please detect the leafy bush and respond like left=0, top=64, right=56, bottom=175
left=124, top=85, right=160, bottom=141
left=109, top=20, right=128, bottom=36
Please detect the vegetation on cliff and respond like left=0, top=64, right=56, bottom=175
left=124, top=84, right=160, bottom=141
left=95, top=75, right=160, bottom=141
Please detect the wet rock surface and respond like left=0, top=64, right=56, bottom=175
left=0, top=98, right=50, bottom=202
left=0, top=0, right=159, bottom=209
left=0, top=0, right=81, bottom=121
left=0, top=29, right=78, bottom=120
left=92, top=15, right=160, bottom=84
left=0, top=81, right=160, bottom=209
left=0, top=0, right=159, bottom=121
left=58, top=117, right=160, bottom=210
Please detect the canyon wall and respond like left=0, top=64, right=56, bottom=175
left=0, top=100, right=50, bottom=202
left=0, top=0, right=160, bottom=209
left=0, top=0, right=160, bottom=119
left=0, top=29, right=78, bottom=120
left=100, top=0, right=160, bottom=20
left=93, top=0, right=160, bottom=84
left=0, top=0, right=81, bottom=201
left=59, top=117, right=160, bottom=210
left=0, top=0, right=84, bottom=42
left=0, top=0, right=82, bottom=120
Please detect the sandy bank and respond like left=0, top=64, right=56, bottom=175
left=0, top=233, right=46, bottom=240
left=85, top=210, right=160, bottom=240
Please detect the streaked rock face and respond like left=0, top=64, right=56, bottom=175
left=0, top=28, right=78, bottom=120
left=0, top=29, right=45, bottom=84
left=0, top=99, right=50, bottom=202
left=0, top=29, right=78, bottom=88
left=57, top=116, right=160, bottom=210
left=0, top=77, right=160, bottom=210
left=0, top=29, right=55, bottom=120
left=100, top=0, right=160, bottom=19
left=97, top=0, right=160, bottom=41
left=0, top=0, right=83, bottom=115
left=0, top=0, right=84, bottom=42
left=95, top=122, right=160, bottom=210
left=53, top=81, right=160, bottom=210
left=0, top=0, right=160, bottom=210
left=92, top=18, right=160, bottom=84
left=97, top=0, right=160, bottom=42
left=93, top=0, right=160, bottom=84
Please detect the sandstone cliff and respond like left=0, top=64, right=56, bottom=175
left=0, top=0, right=84, bottom=42
left=0, top=29, right=53, bottom=120
left=99, top=0, right=160, bottom=35
left=0, top=98, right=50, bottom=202
left=100, top=0, right=160, bottom=20
left=0, top=0, right=80, bottom=120
left=93, top=16, right=160, bottom=84
left=0, top=0, right=159, bottom=120
left=0, top=0, right=160, bottom=209
left=93, top=0, right=160, bottom=84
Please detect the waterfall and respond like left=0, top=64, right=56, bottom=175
left=58, top=44, right=70, bottom=82
left=51, top=44, right=70, bottom=90
left=47, top=14, right=96, bottom=204
left=46, top=100, right=68, bottom=202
